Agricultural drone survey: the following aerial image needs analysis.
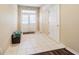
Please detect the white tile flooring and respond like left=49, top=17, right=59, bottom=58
left=4, top=33, right=65, bottom=55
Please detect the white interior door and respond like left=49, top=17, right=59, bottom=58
left=48, top=5, right=59, bottom=42
left=21, top=10, right=37, bottom=33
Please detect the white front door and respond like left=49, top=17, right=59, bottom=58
left=21, top=10, right=37, bottom=33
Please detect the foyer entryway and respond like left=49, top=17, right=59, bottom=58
left=5, top=33, right=65, bottom=55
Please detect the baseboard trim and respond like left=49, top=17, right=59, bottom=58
left=66, top=47, right=79, bottom=55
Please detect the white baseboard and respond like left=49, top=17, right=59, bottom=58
left=58, top=43, right=79, bottom=55
left=40, top=33, right=79, bottom=55
left=66, top=47, right=79, bottom=55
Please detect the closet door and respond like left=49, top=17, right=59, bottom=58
left=48, top=5, right=59, bottom=42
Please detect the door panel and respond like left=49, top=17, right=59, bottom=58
left=48, top=5, right=59, bottom=42
left=21, top=14, right=29, bottom=32
left=29, top=14, right=36, bottom=32
left=20, top=10, right=37, bottom=33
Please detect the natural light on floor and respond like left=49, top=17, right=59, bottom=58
left=5, top=33, right=65, bottom=55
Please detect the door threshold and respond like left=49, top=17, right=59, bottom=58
left=23, top=32, right=35, bottom=34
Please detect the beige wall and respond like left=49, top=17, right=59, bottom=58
left=0, top=5, right=17, bottom=54
left=60, top=4, right=79, bottom=52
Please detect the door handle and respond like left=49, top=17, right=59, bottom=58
left=57, top=25, right=59, bottom=27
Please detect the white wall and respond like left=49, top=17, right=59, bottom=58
left=60, top=5, right=79, bottom=52
left=0, top=5, right=17, bottom=54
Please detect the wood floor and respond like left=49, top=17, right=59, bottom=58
left=23, top=32, right=35, bottom=34
left=33, top=48, right=75, bottom=55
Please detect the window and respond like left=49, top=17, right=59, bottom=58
left=21, top=10, right=36, bottom=24
left=30, top=14, right=36, bottom=23
left=21, top=15, right=29, bottom=24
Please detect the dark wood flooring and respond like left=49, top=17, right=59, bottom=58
left=23, top=32, right=35, bottom=34
left=33, top=48, right=75, bottom=55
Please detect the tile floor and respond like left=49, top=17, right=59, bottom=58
left=4, top=32, right=65, bottom=55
